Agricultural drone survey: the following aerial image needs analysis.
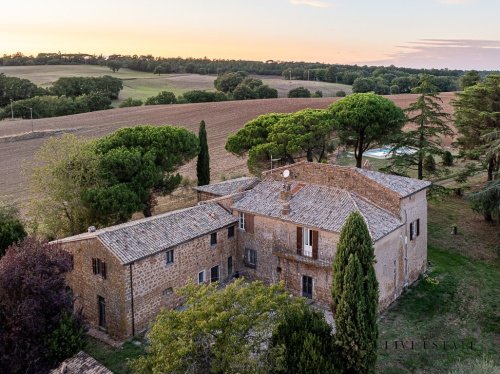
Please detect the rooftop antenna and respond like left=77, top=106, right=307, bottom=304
left=270, top=154, right=281, bottom=174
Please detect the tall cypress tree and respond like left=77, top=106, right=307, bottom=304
left=335, top=253, right=367, bottom=373
left=332, top=211, right=379, bottom=373
left=196, top=120, right=210, bottom=186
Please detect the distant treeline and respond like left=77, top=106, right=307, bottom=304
left=3, top=52, right=497, bottom=86
left=0, top=74, right=122, bottom=119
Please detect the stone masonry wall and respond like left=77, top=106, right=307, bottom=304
left=235, top=211, right=414, bottom=311
left=126, top=224, right=238, bottom=335
left=60, top=238, right=130, bottom=340
left=400, top=189, right=428, bottom=283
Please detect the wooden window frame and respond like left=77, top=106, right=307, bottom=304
left=166, top=249, right=174, bottom=265
left=210, top=232, right=217, bottom=246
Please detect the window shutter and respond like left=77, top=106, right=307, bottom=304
left=102, top=262, right=107, bottom=279
left=245, top=214, right=254, bottom=234
left=92, top=258, right=97, bottom=274
left=296, top=227, right=302, bottom=255
left=416, top=219, right=420, bottom=236
left=312, top=230, right=319, bottom=259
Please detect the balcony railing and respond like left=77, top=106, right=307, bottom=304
left=273, top=246, right=331, bottom=268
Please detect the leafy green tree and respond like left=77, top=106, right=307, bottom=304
left=271, top=303, right=337, bottom=373
left=335, top=90, right=346, bottom=97
left=232, top=84, right=258, bottom=100
left=119, top=97, right=143, bottom=108
left=332, top=212, right=379, bottom=373
left=470, top=179, right=500, bottom=223
left=132, top=279, right=300, bottom=374
left=423, top=154, right=436, bottom=173
left=51, top=76, right=123, bottom=99
left=0, top=73, right=46, bottom=107
left=329, top=93, right=406, bottom=168
left=442, top=150, right=454, bottom=166
left=352, top=77, right=376, bottom=93
left=454, top=74, right=500, bottom=184
left=180, top=90, right=227, bottom=103
left=288, top=87, right=311, bottom=98
left=107, top=59, right=122, bottom=72
left=214, top=72, right=246, bottom=93
left=390, top=85, right=400, bottom=94
left=460, top=70, right=481, bottom=90
left=256, top=84, right=278, bottom=99
left=242, top=77, right=263, bottom=90
left=226, top=110, right=335, bottom=173
left=313, top=90, right=323, bottom=98
left=197, top=121, right=210, bottom=186
left=46, top=311, right=85, bottom=364
left=388, top=76, right=452, bottom=179
left=86, top=126, right=199, bottom=219
left=145, top=91, right=177, bottom=105
left=0, top=205, right=26, bottom=257
left=28, top=134, right=102, bottom=238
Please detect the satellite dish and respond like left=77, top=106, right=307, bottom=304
left=283, top=169, right=290, bottom=178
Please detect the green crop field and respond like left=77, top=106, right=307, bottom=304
left=0, top=65, right=352, bottom=106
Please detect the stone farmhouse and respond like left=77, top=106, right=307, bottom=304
left=57, top=162, right=431, bottom=340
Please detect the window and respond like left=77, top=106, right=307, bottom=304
left=163, top=287, right=173, bottom=296
left=302, top=276, right=313, bottom=299
left=239, top=212, right=245, bottom=230
left=98, top=296, right=106, bottom=328
left=410, top=219, right=420, bottom=241
left=245, top=248, right=257, bottom=268
left=227, top=256, right=233, bottom=276
left=228, top=225, right=235, bottom=239
left=210, top=265, right=220, bottom=283
left=303, top=228, right=313, bottom=257
left=166, top=249, right=174, bottom=265
left=210, top=232, right=217, bottom=246
left=92, top=258, right=107, bottom=279
left=198, top=271, right=205, bottom=284
left=297, top=227, right=318, bottom=259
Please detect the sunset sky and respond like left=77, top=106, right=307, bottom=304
left=1, top=0, right=499, bottom=70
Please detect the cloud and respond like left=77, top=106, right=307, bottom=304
left=289, top=0, right=331, bottom=8
left=364, top=39, right=500, bottom=70
left=438, top=0, right=475, bottom=4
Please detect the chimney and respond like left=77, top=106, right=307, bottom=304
left=280, top=182, right=291, bottom=202
left=88, top=226, right=96, bottom=233
left=280, top=182, right=291, bottom=215
left=282, top=202, right=290, bottom=215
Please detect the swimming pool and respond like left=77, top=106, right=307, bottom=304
left=364, top=146, right=417, bottom=159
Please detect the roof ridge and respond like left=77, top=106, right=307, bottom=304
left=350, top=191, right=401, bottom=220
left=347, top=191, right=373, bottom=240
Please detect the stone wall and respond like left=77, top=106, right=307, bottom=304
left=60, top=238, right=130, bottom=340
left=400, top=189, right=428, bottom=283
left=126, top=223, right=239, bottom=335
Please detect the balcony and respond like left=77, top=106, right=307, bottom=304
left=273, top=246, right=331, bottom=268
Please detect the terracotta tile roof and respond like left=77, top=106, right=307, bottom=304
left=50, top=351, right=111, bottom=374
left=193, top=177, right=259, bottom=196
left=232, top=181, right=402, bottom=241
left=57, top=203, right=238, bottom=264
left=355, top=168, right=431, bottom=197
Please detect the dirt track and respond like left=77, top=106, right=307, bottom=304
left=0, top=94, right=455, bottom=206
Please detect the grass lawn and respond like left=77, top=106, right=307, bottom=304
left=84, top=336, right=145, bottom=374
left=377, top=195, right=499, bottom=373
